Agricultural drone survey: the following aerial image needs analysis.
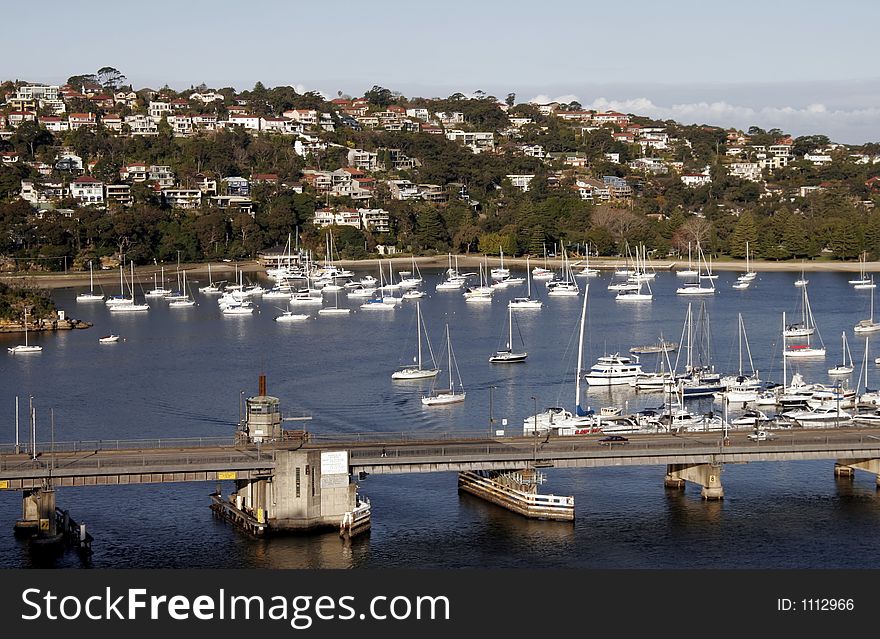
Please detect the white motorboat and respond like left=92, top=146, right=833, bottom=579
left=731, top=409, right=769, bottom=427
left=421, top=323, right=465, bottom=405
left=584, top=353, right=642, bottom=386
left=222, top=302, right=255, bottom=315
left=782, top=405, right=852, bottom=424
left=360, top=298, right=396, bottom=310
left=402, top=289, right=425, bottom=299
left=393, top=301, right=440, bottom=380
left=98, top=334, right=120, bottom=343
left=274, top=311, right=309, bottom=322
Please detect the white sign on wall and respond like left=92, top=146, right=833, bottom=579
left=321, top=451, right=349, bottom=475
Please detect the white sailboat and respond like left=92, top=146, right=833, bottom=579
left=676, top=242, right=699, bottom=277
left=490, top=247, right=509, bottom=279
left=463, top=261, right=493, bottom=303
left=738, top=241, right=757, bottom=282
left=146, top=266, right=173, bottom=298
left=784, top=283, right=818, bottom=337
left=168, top=270, right=196, bottom=307
left=392, top=301, right=440, bottom=379
left=854, top=281, right=880, bottom=333
left=109, top=262, right=149, bottom=312
left=849, top=252, right=873, bottom=287
left=783, top=307, right=825, bottom=358
left=531, top=243, right=554, bottom=280
left=676, top=242, right=715, bottom=295
left=489, top=306, right=528, bottom=363
left=7, top=309, right=42, bottom=353
left=509, top=257, right=543, bottom=309
left=616, top=247, right=652, bottom=301
left=720, top=313, right=762, bottom=402
left=318, top=288, right=351, bottom=315
left=547, top=246, right=579, bottom=296
left=828, top=332, right=854, bottom=376
left=77, top=262, right=105, bottom=302
left=794, top=261, right=808, bottom=287
left=199, top=263, right=222, bottom=294
left=105, top=263, right=134, bottom=306
left=421, top=323, right=465, bottom=405
left=398, top=256, right=423, bottom=289
left=523, top=283, right=596, bottom=435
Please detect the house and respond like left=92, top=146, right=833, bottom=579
left=420, top=123, right=443, bottom=135
left=161, top=188, right=202, bottom=209
left=405, top=107, right=430, bottom=121
left=759, top=155, right=789, bottom=170
left=555, top=110, right=593, bottom=122
left=0, top=151, right=20, bottom=163
left=358, top=208, right=391, bottom=233
left=68, top=113, right=97, bottom=130
left=604, top=153, right=621, bottom=164
left=445, top=130, right=495, bottom=153
left=533, top=102, right=559, bottom=115
left=283, top=109, right=318, bottom=126
left=171, top=98, right=190, bottom=110
left=148, top=101, right=172, bottom=119
left=728, top=162, right=762, bottom=182
left=105, top=184, right=133, bottom=206
left=804, top=152, right=833, bottom=166
left=192, top=114, right=217, bottom=131
left=120, top=163, right=149, bottom=182
left=419, top=184, right=448, bottom=203
left=574, top=178, right=611, bottom=202
left=612, top=132, right=635, bottom=144
left=125, top=114, right=159, bottom=135
left=319, top=113, right=335, bottom=131
left=593, top=111, right=631, bottom=125
left=260, top=117, right=290, bottom=133
left=149, top=165, right=175, bottom=187
left=114, top=91, right=138, bottom=106
left=190, top=91, right=224, bottom=104
left=681, top=172, right=712, bottom=187
left=55, top=153, right=84, bottom=173
left=211, top=195, right=253, bottom=216
left=69, top=176, right=104, bottom=204
left=20, top=180, right=69, bottom=206
left=90, top=94, right=115, bottom=109
left=222, top=176, right=250, bottom=196
left=509, top=116, right=535, bottom=127
left=506, top=174, right=535, bottom=192
left=435, top=111, right=465, bottom=124
left=194, top=174, right=218, bottom=195
left=388, top=179, right=421, bottom=200
left=629, top=157, right=667, bottom=175
left=521, top=144, right=547, bottom=159
left=102, top=114, right=123, bottom=132
left=378, top=148, right=418, bottom=170
left=348, top=149, right=379, bottom=170
left=313, top=208, right=362, bottom=229
left=603, top=176, right=633, bottom=198
left=293, top=136, right=328, bottom=157
left=167, top=115, right=194, bottom=136
left=228, top=114, right=261, bottom=130
left=251, top=173, right=279, bottom=185
left=7, top=111, right=36, bottom=128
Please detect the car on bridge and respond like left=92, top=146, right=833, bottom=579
left=598, top=435, right=629, bottom=445
left=747, top=430, right=775, bottom=441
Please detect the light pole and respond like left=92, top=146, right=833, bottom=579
left=488, top=386, right=496, bottom=437
left=531, top=396, right=538, bottom=463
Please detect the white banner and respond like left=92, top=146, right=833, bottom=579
left=321, top=450, right=349, bottom=475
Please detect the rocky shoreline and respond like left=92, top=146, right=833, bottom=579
left=0, top=318, right=92, bottom=333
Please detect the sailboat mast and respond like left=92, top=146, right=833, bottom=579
left=447, top=324, right=453, bottom=392
left=574, top=283, right=589, bottom=412
left=782, top=311, right=787, bottom=388
left=416, top=302, right=423, bottom=369
left=507, top=306, right=513, bottom=350
left=738, top=313, right=743, bottom=375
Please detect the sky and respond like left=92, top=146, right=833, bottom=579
left=4, top=0, right=880, bottom=143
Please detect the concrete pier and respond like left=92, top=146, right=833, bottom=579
left=835, top=458, right=880, bottom=486
left=14, top=487, right=56, bottom=537
left=665, top=463, right=724, bottom=500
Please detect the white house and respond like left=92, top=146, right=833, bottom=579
left=405, top=107, right=430, bottom=121
left=161, top=188, right=202, bottom=209
left=681, top=173, right=712, bottom=187
left=148, top=101, right=172, bottom=119
left=348, top=149, right=379, bottom=170
left=804, top=152, right=833, bottom=166
left=228, top=114, right=261, bottom=130
left=445, top=130, right=494, bottom=153
left=506, top=174, right=535, bottom=192
left=125, top=114, right=158, bottom=136
left=728, top=162, right=762, bottom=182
left=167, top=115, right=194, bottom=136
left=70, top=176, right=104, bottom=204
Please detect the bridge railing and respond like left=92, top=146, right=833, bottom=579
left=0, top=450, right=275, bottom=473
left=0, top=436, right=236, bottom=455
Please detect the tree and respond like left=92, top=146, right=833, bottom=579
left=728, top=212, right=758, bottom=258
left=97, top=66, right=127, bottom=90
left=414, top=207, right=448, bottom=252
left=67, top=73, right=98, bottom=89
left=505, top=93, right=516, bottom=108
left=364, top=85, right=394, bottom=108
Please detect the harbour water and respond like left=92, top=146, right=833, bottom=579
left=3, top=266, right=880, bottom=568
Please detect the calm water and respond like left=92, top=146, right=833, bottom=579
left=3, top=266, right=880, bottom=568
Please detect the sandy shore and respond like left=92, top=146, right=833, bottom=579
left=0, top=255, right=875, bottom=289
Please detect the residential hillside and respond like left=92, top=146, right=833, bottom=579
left=2, top=72, right=879, bottom=269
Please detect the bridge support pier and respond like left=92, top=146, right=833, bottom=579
left=457, top=469, right=574, bottom=521
left=14, top=487, right=56, bottom=537
left=834, top=459, right=880, bottom=487
left=664, top=463, right=724, bottom=500
left=212, top=450, right=370, bottom=537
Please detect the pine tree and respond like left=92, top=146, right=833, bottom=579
left=728, top=212, right=758, bottom=258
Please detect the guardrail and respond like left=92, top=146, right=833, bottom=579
left=0, top=436, right=236, bottom=455
left=0, top=450, right=276, bottom=474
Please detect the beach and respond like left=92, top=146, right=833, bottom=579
left=0, top=255, right=875, bottom=290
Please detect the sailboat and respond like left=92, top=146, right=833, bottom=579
left=531, top=243, right=554, bottom=280
left=575, top=244, right=600, bottom=277
left=318, top=288, right=351, bottom=315
left=436, top=254, right=465, bottom=290
left=77, top=262, right=105, bottom=302
left=7, top=309, right=42, bottom=353
left=783, top=300, right=826, bottom=358
left=490, top=247, right=509, bottom=279
left=720, top=313, right=762, bottom=403
left=856, top=337, right=880, bottom=407
left=392, top=301, right=440, bottom=379
left=784, top=283, right=818, bottom=337
left=463, top=261, right=493, bottom=302
left=109, top=262, right=149, bottom=312
left=523, top=283, right=597, bottom=435
left=421, top=323, right=465, bottom=405
left=675, top=242, right=715, bottom=295
left=854, top=280, right=880, bottom=333
left=676, top=242, right=699, bottom=277
left=828, top=332, right=854, bottom=376
left=794, top=261, right=808, bottom=287
left=733, top=241, right=756, bottom=289
left=168, top=270, right=196, bottom=307
left=398, top=256, right=423, bottom=289
left=667, top=302, right=724, bottom=397
left=509, top=257, right=543, bottom=309
left=489, top=306, right=528, bottom=363
left=105, top=263, right=134, bottom=306
left=547, top=246, right=579, bottom=296
left=849, top=252, right=873, bottom=287
left=616, top=247, right=653, bottom=300
left=199, top=263, right=222, bottom=294
left=145, top=266, right=173, bottom=298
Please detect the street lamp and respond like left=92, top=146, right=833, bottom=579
left=530, top=396, right=538, bottom=464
